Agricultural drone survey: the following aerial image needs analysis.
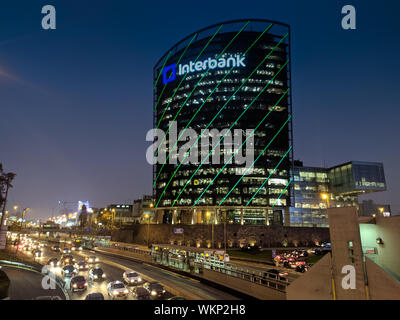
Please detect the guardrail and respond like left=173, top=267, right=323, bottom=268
left=0, top=258, right=70, bottom=300
left=199, top=263, right=288, bottom=292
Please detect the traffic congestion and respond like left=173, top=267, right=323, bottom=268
left=6, top=233, right=176, bottom=300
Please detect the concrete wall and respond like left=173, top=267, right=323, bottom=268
left=365, top=257, right=400, bottom=300
left=286, top=253, right=333, bottom=300
left=111, top=224, right=330, bottom=248
left=375, top=215, right=400, bottom=278
left=328, top=207, right=367, bottom=300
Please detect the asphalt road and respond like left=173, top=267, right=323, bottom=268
left=1, top=266, right=66, bottom=300
left=16, top=239, right=238, bottom=300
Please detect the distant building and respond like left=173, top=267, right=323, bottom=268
left=106, top=204, right=134, bottom=226
left=290, top=161, right=387, bottom=227
left=359, top=200, right=391, bottom=217
left=132, top=195, right=154, bottom=223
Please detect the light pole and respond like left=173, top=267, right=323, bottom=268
left=145, top=214, right=150, bottom=248
left=206, top=211, right=212, bottom=248
left=321, top=193, right=330, bottom=209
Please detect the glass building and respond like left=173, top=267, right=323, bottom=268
left=151, top=20, right=293, bottom=225
left=290, top=161, right=387, bottom=227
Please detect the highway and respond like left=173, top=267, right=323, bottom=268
left=1, top=266, right=66, bottom=300
left=12, top=238, right=239, bottom=300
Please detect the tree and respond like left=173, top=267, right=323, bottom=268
left=0, top=163, right=16, bottom=227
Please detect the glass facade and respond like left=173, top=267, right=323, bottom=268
left=290, top=161, right=386, bottom=227
left=290, top=166, right=330, bottom=227
left=152, top=20, right=293, bottom=223
left=329, top=161, right=386, bottom=194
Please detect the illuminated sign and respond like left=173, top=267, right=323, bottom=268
left=162, top=54, right=246, bottom=85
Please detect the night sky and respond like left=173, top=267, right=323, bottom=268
left=1, top=0, right=399, bottom=220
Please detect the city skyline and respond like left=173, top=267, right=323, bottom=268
left=1, top=0, right=399, bottom=220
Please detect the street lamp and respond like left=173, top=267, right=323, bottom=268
left=145, top=214, right=150, bottom=248
left=321, top=193, right=330, bottom=209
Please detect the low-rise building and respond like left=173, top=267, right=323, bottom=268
left=290, top=161, right=386, bottom=227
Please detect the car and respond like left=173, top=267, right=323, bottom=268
left=62, top=247, right=72, bottom=254
left=75, top=260, right=89, bottom=271
left=52, top=245, right=61, bottom=252
left=123, top=270, right=142, bottom=285
left=70, top=276, right=88, bottom=292
left=85, top=293, right=104, bottom=300
left=35, top=296, right=63, bottom=300
left=71, top=245, right=83, bottom=251
left=132, top=286, right=151, bottom=300
left=32, top=249, right=43, bottom=257
left=48, top=258, right=60, bottom=267
left=168, top=296, right=187, bottom=300
left=62, top=265, right=78, bottom=278
left=89, top=267, right=106, bottom=281
left=143, top=282, right=166, bottom=298
left=315, top=247, right=331, bottom=255
left=296, top=265, right=306, bottom=273
left=61, top=254, right=75, bottom=265
left=85, top=255, right=99, bottom=264
left=264, top=269, right=288, bottom=281
left=107, top=281, right=129, bottom=299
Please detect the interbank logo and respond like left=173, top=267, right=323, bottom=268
left=162, top=53, right=246, bottom=85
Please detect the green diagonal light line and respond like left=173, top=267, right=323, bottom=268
left=271, top=177, right=293, bottom=208
left=188, top=88, right=289, bottom=207
left=154, top=28, right=284, bottom=190
left=156, top=25, right=224, bottom=126
left=155, top=34, right=288, bottom=206
left=153, top=21, right=251, bottom=189
left=169, top=58, right=288, bottom=206
left=154, top=85, right=168, bottom=112
left=154, top=33, right=199, bottom=112
left=154, top=50, right=172, bottom=90
left=246, top=147, right=292, bottom=206
left=154, top=21, right=249, bottom=156
left=219, top=118, right=292, bottom=207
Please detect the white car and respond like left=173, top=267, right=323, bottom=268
left=123, top=270, right=142, bottom=285
left=107, top=281, right=129, bottom=299
left=86, top=256, right=99, bottom=264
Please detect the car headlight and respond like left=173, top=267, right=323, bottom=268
left=162, top=290, right=166, bottom=293
left=113, top=290, right=118, bottom=295
left=124, top=289, right=129, bottom=294
left=95, top=258, right=99, bottom=262
left=94, top=275, right=98, bottom=279
left=102, top=274, right=106, bottom=278
left=73, top=284, right=77, bottom=288
left=84, top=283, right=87, bottom=286
left=138, top=277, right=142, bottom=282
left=151, top=290, right=157, bottom=296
